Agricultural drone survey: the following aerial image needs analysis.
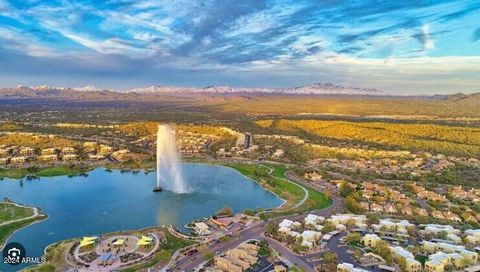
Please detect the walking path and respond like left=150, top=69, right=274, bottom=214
left=259, top=164, right=309, bottom=209
left=0, top=202, right=39, bottom=227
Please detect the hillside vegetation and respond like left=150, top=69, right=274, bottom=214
left=256, top=119, right=480, bottom=157
left=218, top=96, right=480, bottom=118
left=119, top=121, right=233, bottom=138
left=0, top=134, right=78, bottom=149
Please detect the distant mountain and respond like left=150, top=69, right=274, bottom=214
left=129, top=82, right=381, bottom=95
left=0, top=84, right=478, bottom=102
left=73, top=85, right=113, bottom=92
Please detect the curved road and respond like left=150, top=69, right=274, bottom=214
left=171, top=167, right=340, bottom=272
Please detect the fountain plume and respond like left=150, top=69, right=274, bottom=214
left=156, top=124, right=188, bottom=193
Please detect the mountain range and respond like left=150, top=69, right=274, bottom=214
left=0, top=83, right=478, bottom=102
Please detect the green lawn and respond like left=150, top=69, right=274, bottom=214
left=0, top=166, right=93, bottom=179
left=0, top=214, right=47, bottom=247
left=223, top=163, right=332, bottom=219
left=0, top=202, right=34, bottom=222
left=415, top=254, right=428, bottom=265
left=0, top=168, right=29, bottom=179
left=34, top=166, right=92, bottom=177
left=265, top=163, right=288, bottom=178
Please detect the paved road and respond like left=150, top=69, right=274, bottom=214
left=171, top=165, right=343, bottom=272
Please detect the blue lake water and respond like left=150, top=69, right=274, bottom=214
left=0, top=163, right=282, bottom=271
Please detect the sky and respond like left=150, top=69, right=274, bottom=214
left=0, top=0, right=479, bottom=94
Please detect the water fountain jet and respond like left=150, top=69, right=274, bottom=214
left=153, top=124, right=188, bottom=193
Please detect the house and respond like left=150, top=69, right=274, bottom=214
left=0, top=157, right=10, bottom=164
left=61, top=147, right=76, bottom=154
left=10, top=156, right=28, bottom=164
left=83, top=142, right=98, bottom=148
left=62, top=154, right=78, bottom=161
left=423, top=224, right=461, bottom=236
left=38, top=154, right=58, bottom=162
left=361, top=234, right=382, bottom=248
left=300, top=230, right=322, bottom=249
left=444, top=211, right=462, bottom=223
left=423, top=241, right=478, bottom=265
left=465, top=229, right=480, bottom=244
left=304, top=214, right=325, bottom=227
left=425, top=252, right=466, bottom=272
left=99, top=145, right=113, bottom=155
left=88, top=154, right=105, bottom=160
left=278, top=219, right=301, bottom=230
left=328, top=214, right=367, bottom=228
left=19, top=147, right=34, bottom=155
left=272, top=149, right=284, bottom=158
left=0, top=147, right=12, bottom=156
left=373, top=219, right=414, bottom=234
left=389, top=246, right=422, bottom=272
left=214, top=256, right=242, bottom=272
left=41, top=148, right=57, bottom=155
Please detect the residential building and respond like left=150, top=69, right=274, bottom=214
left=38, top=154, right=58, bottom=162
left=423, top=224, right=461, bottom=236
left=63, top=154, right=78, bottom=161
left=373, top=219, right=414, bottom=234
left=0, top=157, right=10, bottom=164
left=19, top=147, right=34, bottom=155
left=328, top=214, right=367, bottom=228
left=88, top=154, right=105, bottom=160
left=361, top=234, right=382, bottom=248
left=422, top=241, right=478, bottom=264
left=41, top=148, right=57, bottom=155
left=425, top=251, right=467, bottom=272
left=61, top=146, right=76, bottom=154
left=99, top=144, right=113, bottom=155
left=466, top=229, right=480, bottom=244
left=390, top=246, right=422, bottom=272
left=10, top=156, right=28, bottom=164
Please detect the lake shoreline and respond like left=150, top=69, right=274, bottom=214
left=0, top=201, right=48, bottom=250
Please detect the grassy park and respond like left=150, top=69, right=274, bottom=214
left=0, top=165, right=93, bottom=179
left=223, top=163, right=332, bottom=219
left=0, top=201, right=47, bottom=248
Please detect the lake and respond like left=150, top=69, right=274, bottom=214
left=0, top=163, right=282, bottom=271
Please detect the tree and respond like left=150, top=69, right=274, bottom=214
left=243, top=209, right=255, bottom=216
left=367, top=214, right=380, bottom=225
left=266, top=222, right=278, bottom=236
left=344, top=233, right=361, bottom=244
left=216, top=206, right=233, bottom=217
left=198, top=245, right=214, bottom=261
left=321, top=252, right=339, bottom=271
left=323, top=189, right=333, bottom=200
left=345, top=195, right=364, bottom=213
left=346, top=219, right=357, bottom=229
left=398, top=256, right=408, bottom=272
left=321, top=222, right=336, bottom=234
left=339, top=181, right=354, bottom=197
left=374, top=240, right=393, bottom=264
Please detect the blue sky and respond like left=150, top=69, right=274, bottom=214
left=0, top=0, right=479, bottom=94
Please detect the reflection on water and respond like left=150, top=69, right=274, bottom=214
left=0, top=163, right=282, bottom=272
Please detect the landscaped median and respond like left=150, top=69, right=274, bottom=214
left=222, top=163, right=332, bottom=219
left=0, top=200, right=47, bottom=249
